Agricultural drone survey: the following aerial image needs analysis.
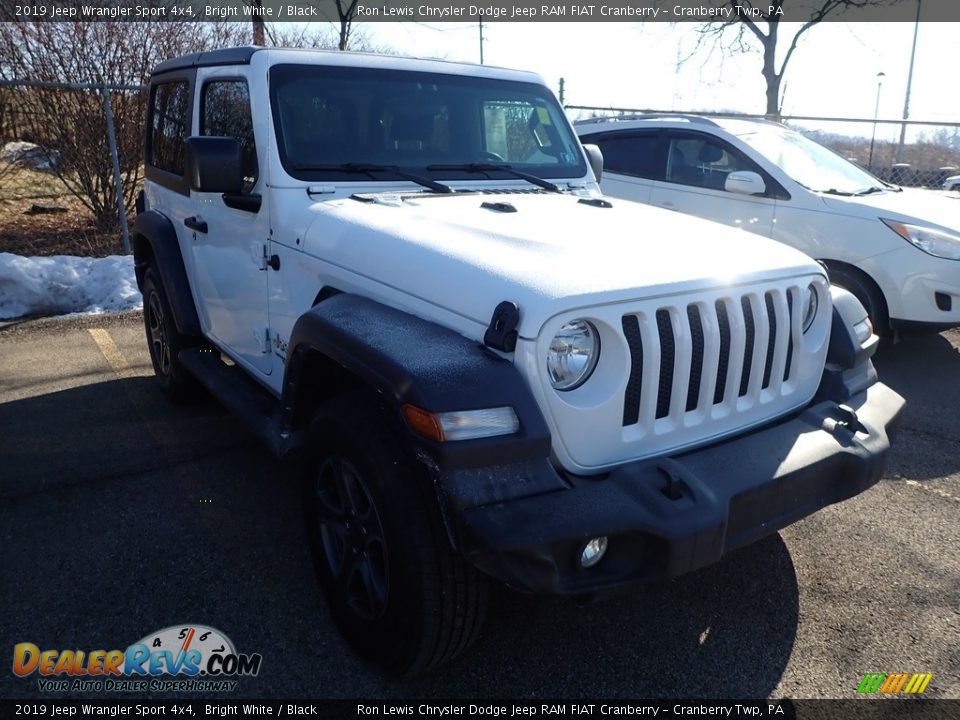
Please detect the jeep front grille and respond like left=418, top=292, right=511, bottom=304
left=620, top=287, right=800, bottom=429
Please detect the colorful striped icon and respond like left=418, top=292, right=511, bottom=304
left=857, top=672, right=933, bottom=694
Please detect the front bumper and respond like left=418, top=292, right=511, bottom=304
left=442, top=382, right=904, bottom=596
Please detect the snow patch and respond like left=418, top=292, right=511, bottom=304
left=0, top=253, right=142, bottom=320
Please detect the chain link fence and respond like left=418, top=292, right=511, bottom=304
left=788, top=116, right=960, bottom=189
left=0, top=79, right=146, bottom=258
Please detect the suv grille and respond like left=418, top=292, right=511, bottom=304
left=620, top=287, right=800, bottom=429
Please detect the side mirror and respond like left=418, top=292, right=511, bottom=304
left=582, top=144, right=603, bottom=183
left=185, top=136, right=243, bottom=194
left=725, top=170, right=766, bottom=196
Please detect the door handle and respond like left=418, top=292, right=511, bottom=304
left=184, top=216, right=208, bottom=234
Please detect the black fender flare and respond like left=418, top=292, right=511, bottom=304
left=817, top=286, right=879, bottom=403
left=133, top=210, right=201, bottom=338
left=283, top=293, right=552, bottom=471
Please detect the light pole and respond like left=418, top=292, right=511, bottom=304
left=896, top=0, right=922, bottom=163
left=868, top=71, right=885, bottom=171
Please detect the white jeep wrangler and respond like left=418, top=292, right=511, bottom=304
left=135, top=47, right=904, bottom=676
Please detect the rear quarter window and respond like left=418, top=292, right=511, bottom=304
left=149, top=81, right=191, bottom=175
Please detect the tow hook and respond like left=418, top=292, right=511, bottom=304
left=832, top=404, right=867, bottom=435
left=658, top=460, right=686, bottom=501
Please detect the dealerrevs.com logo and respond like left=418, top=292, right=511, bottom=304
left=12, top=625, right=262, bottom=693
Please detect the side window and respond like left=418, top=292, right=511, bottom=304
left=481, top=100, right=577, bottom=166
left=665, top=135, right=760, bottom=191
left=588, top=134, right=662, bottom=180
left=201, top=80, right=258, bottom=193
left=150, top=81, right=190, bottom=175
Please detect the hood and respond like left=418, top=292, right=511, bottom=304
left=822, top=188, right=960, bottom=233
left=302, top=192, right=822, bottom=338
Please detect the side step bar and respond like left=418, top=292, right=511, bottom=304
left=178, top=347, right=295, bottom=458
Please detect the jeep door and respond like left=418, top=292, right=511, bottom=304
left=648, top=131, right=779, bottom=237
left=188, top=73, right=273, bottom=376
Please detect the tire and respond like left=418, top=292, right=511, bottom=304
left=142, top=266, right=201, bottom=402
left=824, top=263, right=890, bottom=337
left=302, top=394, right=489, bottom=676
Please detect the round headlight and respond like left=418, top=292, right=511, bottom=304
left=547, top=319, right=600, bottom=391
left=802, top=283, right=819, bottom=333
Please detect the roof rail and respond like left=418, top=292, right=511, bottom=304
left=573, top=113, right=720, bottom=128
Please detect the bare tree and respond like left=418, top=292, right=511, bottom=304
left=251, top=0, right=266, bottom=45
left=265, top=23, right=341, bottom=49
left=268, top=24, right=392, bottom=53
left=334, top=0, right=360, bottom=50
left=680, top=1, right=896, bottom=119
left=0, top=22, right=246, bottom=231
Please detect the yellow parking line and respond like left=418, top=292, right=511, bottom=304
left=87, top=327, right=217, bottom=505
left=88, top=328, right=137, bottom=379
left=87, top=327, right=178, bottom=449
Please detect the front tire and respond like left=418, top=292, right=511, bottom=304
left=824, top=263, right=890, bottom=337
left=302, top=394, right=488, bottom=676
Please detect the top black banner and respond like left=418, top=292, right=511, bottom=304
left=0, top=0, right=956, bottom=23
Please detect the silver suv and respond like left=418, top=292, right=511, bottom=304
left=577, top=114, right=960, bottom=336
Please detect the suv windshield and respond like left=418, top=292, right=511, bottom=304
left=269, top=64, right=585, bottom=183
left=736, top=125, right=885, bottom=195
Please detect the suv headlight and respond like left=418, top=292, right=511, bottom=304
left=547, top=319, right=600, bottom=391
left=882, top=219, right=960, bottom=260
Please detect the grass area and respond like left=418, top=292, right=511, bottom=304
left=0, top=165, right=129, bottom=257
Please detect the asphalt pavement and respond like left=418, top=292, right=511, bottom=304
left=0, top=312, right=958, bottom=700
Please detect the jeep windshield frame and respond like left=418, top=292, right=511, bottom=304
left=269, top=64, right=587, bottom=184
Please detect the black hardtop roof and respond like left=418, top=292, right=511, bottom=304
left=149, top=46, right=542, bottom=84
left=151, top=46, right=261, bottom=76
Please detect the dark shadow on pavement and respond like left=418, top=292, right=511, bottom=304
left=873, top=332, right=960, bottom=480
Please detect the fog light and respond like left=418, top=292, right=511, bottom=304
left=579, top=536, right=608, bottom=568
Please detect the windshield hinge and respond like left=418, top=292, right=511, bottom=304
left=484, top=301, right=520, bottom=353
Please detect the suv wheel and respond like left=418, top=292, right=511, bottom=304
left=142, top=266, right=200, bottom=401
left=302, top=394, right=488, bottom=676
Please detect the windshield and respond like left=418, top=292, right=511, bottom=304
left=736, top=125, right=885, bottom=195
left=269, top=64, right=586, bottom=183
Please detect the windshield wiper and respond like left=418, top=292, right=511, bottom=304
left=854, top=186, right=886, bottom=196
left=293, top=162, right=453, bottom=194
left=426, top=163, right=562, bottom=193
left=821, top=188, right=855, bottom=196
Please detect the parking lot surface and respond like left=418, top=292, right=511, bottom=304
left=1, top=312, right=958, bottom=699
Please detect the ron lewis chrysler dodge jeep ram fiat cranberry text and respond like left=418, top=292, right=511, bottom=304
left=134, top=47, right=904, bottom=675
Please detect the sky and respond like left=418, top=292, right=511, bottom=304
left=353, top=20, right=959, bottom=143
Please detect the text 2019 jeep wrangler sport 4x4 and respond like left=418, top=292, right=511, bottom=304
left=135, top=47, right=904, bottom=676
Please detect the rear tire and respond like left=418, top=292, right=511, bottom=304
left=302, top=394, right=488, bottom=676
left=824, top=263, right=890, bottom=337
left=142, top=266, right=201, bottom=402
